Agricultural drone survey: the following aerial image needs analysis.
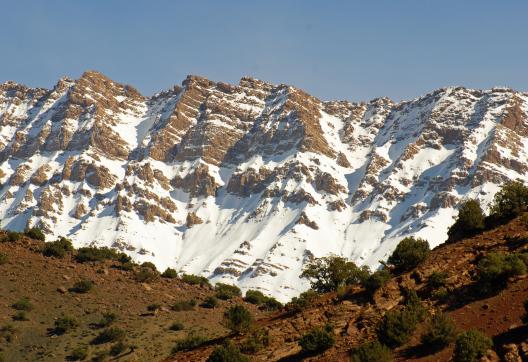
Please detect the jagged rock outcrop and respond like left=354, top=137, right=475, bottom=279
left=1, top=72, right=528, bottom=300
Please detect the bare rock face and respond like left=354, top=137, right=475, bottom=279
left=2, top=73, right=528, bottom=301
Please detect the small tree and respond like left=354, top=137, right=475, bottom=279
left=301, top=255, right=369, bottom=293
left=298, top=325, right=335, bottom=355
left=200, top=296, right=218, bottom=309
left=223, top=305, right=253, bottom=334
left=70, top=280, right=93, bottom=293
left=350, top=340, right=393, bottom=362
left=490, top=181, right=528, bottom=220
left=42, top=237, right=74, bottom=258
left=447, top=200, right=485, bottom=242
left=25, top=227, right=45, bottom=241
left=453, top=330, right=492, bottom=362
left=377, top=309, right=418, bottom=348
left=215, top=283, right=241, bottom=300
left=477, top=252, right=527, bottom=293
left=361, top=268, right=391, bottom=296
left=387, top=237, right=430, bottom=274
left=421, top=312, right=457, bottom=350
left=161, top=267, right=178, bottom=278
left=244, top=290, right=267, bottom=305
left=207, top=341, right=249, bottom=362
left=427, top=271, right=448, bottom=290
left=287, top=290, right=318, bottom=313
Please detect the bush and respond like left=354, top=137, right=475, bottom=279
left=477, top=252, right=527, bottom=292
left=92, top=327, right=125, bottom=344
left=453, top=330, right=492, bottom=362
left=431, top=287, right=449, bottom=302
left=244, top=290, right=266, bottom=305
left=223, top=305, right=254, bottom=334
left=161, top=267, right=178, bottom=278
left=427, top=271, right=448, bottom=290
left=116, top=261, right=135, bottom=271
left=135, top=267, right=160, bottom=282
left=260, top=297, right=282, bottom=311
left=75, top=246, right=121, bottom=263
left=215, top=283, right=242, bottom=300
left=141, top=261, right=157, bottom=270
left=421, top=312, right=457, bottom=350
left=181, top=274, right=211, bottom=287
left=403, top=289, right=427, bottom=323
left=361, top=268, right=391, bottom=295
left=447, top=200, right=485, bottom=241
left=0, top=252, right=7, bottom=265
left=91, top=350, right=109, bottom=362
left=301, top=255, right=370, bottom=293
left=377, top=309, right=418, bottom=348
left=0, top=324, right=16, bottom=343
left=172, top=299, right=197, bottom=311
left=200, top=296, right=218, bottom=309
left=68, top=346, right=88, bottom=361
left=13, top=311, right=29, bottom=321
left=25, top=227, right=45, bottom=241
left=110, top=341, right=128, bottom=356
left=490, top=181, right=528, bottom=221
left=42, top=237, right=74, bottom=258
left=12, top=297, right=33, bottom=311
left=299, top=325, right=335, bottom=355
left=97, top=313, right=117, bottom=328
left=287, top=290, right=318, bottom=313
left=350, top=340, right=393, bottom=362
left=70, top=280, right=93, bottom=293
left=169, top=322, right=184, bottom=331
left=172, top=332, right=208, bottom=352
left=147, top=303, right=161, bottom=311
left=207, top=341, right=250, bottom=362
left=387, top=237, right=430, bottom=274
left=2, top=231, right=22, bottom=243
left=240, top=329, right=270, bottom=354
left=54, top=316, right=79, bottom=334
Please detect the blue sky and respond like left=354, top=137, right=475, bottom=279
left=1, top=1, right=527, bottom=101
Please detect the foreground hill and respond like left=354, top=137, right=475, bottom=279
left=1, top=72, right=528, bottom=299
left=1, top=215, right=528, bottom=361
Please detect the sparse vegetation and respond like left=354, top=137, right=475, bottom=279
left=181, top=274, right=211, bottom=287
left=161, top=267, right=178, bottom=278
left=215, top=283, right=242, bottom=300
left=387, top=237, right=430, bottom=274
left=109, top=341, right=128, bottom=356
left=54, top=316, right=79, bottom=334
left=287, top=290, right=318, bottom=313
left=377, top=308, right=419, bottom=348
left=70, top=279, right=94, bottom=293
left=0, top=324, right=16, bottom=343
left=350, top=340, right=393, bottom=362
left=12, top=297, right=33, bottom=311
left=453, top=330, right=492, bottom=362
left=0, top=252, right=7, bottom=265
left=240, top=329, right=270, bottom=354
left=172, top=332, right=208, bottom=352
left=75, top=246, right=122, bottom=263
left=169, top=322, right=184, bottom=331
left=13, top=311, right=29, bottom=321
left=200, top=296, right=218, bottom=309
left=147, top=303, right=161, bottom=311
left=361, top=268, right=391, bottom=295
left=222, top=305, right=253, bottom=334
left=42, top=237, right=74, bottom=258
left=1, top=231, right=22, bottom=243
left=301, top=255, right=370, bottom=292
left=25, top=227, right=45, bottom=241
left=97, top=313, right=117, bottom=328
left=299, top=324, right=335, bottom=355
left=207, top=341, right=250, bottom=362
left=135, top=266, right=160, bottom=282
left=92, top=327, right=126, bottom=344
left=172, top=299, right=197, bottom=311
left=427, top=270, right=448, bottom=290
left=476, top=252, right=527, bottom=293
left=68, top=346, right=88, bottom=361
left=421, top=312, right=457, bottom=350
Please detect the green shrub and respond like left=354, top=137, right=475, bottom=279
left=43, top=237, right=74, bottom=258
left=54, top=316, right=79, bottom=334
left=172, top=332, right=208, bottom=352
left=207, top=341, right=250, bottom=362
left=2, top=231, right=22, bottom=243
left=453, top=330, right=492, bottom=362
left=0, top=324, right=16, bottom=343
left=13, top=311, right=29, bottom=321
left=200, top=296, right=218, bottom=309
left=244, top=290, right=267, bottom=305
left=25, top=227, right=45, bottom=241
left=12, top=297, right=33, bottom=311
left=172, top=299, right=197, bottom=311
left=377, top=309, right=418, bottom=348
left=421, top=312, right=457, bottom=350
left=260, top=297, right=282, bottom=311
left=0, top=252, right=7, bottom=265
left=301, top=255, right=370, bottom=293
left=215, top=283, right=242, bottom=300
left=299, top=325, right=335, bottom=355
left=431, top=287, right=449, bottom=302
left=181, top=274, right=211, bottom=287
left=403, top=289, right=427, bottom=323
left=70, top=279, right=93, bottom=293
left=388, top=237, right=430, bottom=274
left=161, top=267, right=178, bottom=278
left=350, top=340, right=393, bottom=362
left=92, top=327, right=125, bottom=344
left=97, top=313, right=117, bottom=328
left=427, top=271, right=448, bottom=289
left=477, top=252, right=527, bottom=293
left=109, top=341, right=128, bottom=356
left=116, top=261, right=135, bottom=271
left=447, top=200, right=485, bottom=241
left=135, top=267, right=160, bottom=282
left=361, top=268, right=391, bottom=295
left=223, top=305, right=254, bottom=334
left=240, top=329, right=270, bottom=354
left=490, top=181, right=528, bottom=221
left=287, top=290, right=318, bottom=313
left=169, top=322, right=184, bottom=331
left=68, top=346, right=88, bottom=361
left=91, top=350, right=109, bottom=362
left=75, top=247, right=120, bottom=263
left=141, top=261, right=157, bottom=270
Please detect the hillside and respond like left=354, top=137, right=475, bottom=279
left=2, top=72, right=528, bottom=300
left=1, top=214, right=528, bottom=361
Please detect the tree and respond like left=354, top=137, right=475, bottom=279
left=490, top=181, right=528, bottom=220
left=377, top=309, right=419, bottom=348
left=223, top=305, right=253, bottom=334
left=447, top=200, right=485, bottom=242
left=477, top=252, right=527, bottom=293
left=361, top=268, right=391, bottom=296
left=387, top=237, right=430, bottom=274
left=298, top=325, right=335, bottom=354
left=350, top=340, right=393, bottom=362
left=421, top=312, right=457, bottom=350
left=453, top=330, right=492, bottom=362
left=301, top=255, right=369, bottom=293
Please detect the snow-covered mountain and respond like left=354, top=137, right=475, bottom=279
left=1, top=71, right=527, bottom=301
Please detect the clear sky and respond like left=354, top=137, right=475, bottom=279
left=1, top=1, right=527, bottom=101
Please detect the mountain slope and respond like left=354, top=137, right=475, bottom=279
left=1, top=72, right=527, bottom=300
